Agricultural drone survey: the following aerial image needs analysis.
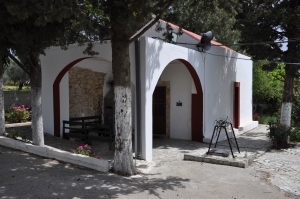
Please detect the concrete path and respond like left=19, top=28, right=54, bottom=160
left=251, top=144, right=300, bottom=198
left=2, top=123, right=300, bottom=198
left=0, top=145, right=289, bottom=199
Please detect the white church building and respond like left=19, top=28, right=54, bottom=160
left=40, top=20, right=258, bottom=161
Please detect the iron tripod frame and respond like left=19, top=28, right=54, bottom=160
left=207, top=122, right=240, bottom=158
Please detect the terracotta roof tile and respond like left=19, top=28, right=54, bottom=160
left=160, top=19, right=233, bottom=51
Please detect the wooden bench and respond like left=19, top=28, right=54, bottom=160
left=62, top=116, right=115, bottom=151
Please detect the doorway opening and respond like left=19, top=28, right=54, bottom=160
left=153, top=86, right=167, bottom=136
left=233, top=82, right=240, bottom=128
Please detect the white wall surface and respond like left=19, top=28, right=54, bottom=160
left=140, top=35, right=254, bottom=160
left=236, top=54, right=253, bottom=125
left=161, top=63, right=194, bottom=140
left=41, top=42, right=137, bottom=136
left=140, top=36, right=205, bottom=160
left=41, top=42, right=112, bottom=135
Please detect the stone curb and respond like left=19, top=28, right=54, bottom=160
left=183, top=153, right=258, bottom=168
left=5, top=122, right=32, bottom=128
left=0, top=136, right=110, bottom=172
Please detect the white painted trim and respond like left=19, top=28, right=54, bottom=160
left=0, top=136, right=110, bottom=172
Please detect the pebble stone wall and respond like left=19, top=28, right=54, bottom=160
left=69, top=67, right=106, bottom=118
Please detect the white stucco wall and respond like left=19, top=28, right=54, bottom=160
left=140, top=36, right=255, bottom=160
left=140, top=36, right=205, bottom=160
left=235, top=54, right=253, bottom=125
left=161, top=62, right=194, bottom=140
left=41, top=42, right=137, bottom=136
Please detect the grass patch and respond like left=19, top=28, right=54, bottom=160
left=3, top=85, right=31, bottom=91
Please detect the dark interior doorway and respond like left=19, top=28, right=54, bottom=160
left=233, top=82, right=240, bottom=128
left=153, top=87, right=166, bottom=135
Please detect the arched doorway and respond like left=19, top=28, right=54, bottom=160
left=152, top=59, right=203, bottom=142
left=53, top=57, right=112, bottom=137
left=178, top=59, right=203, bottom=142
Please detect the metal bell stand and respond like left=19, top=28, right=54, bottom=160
left=207, top=117, right=240, bottom=158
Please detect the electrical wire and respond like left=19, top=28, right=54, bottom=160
left=151, top=36, right=300, bottom=65
left=152, top=36, right=300, bottom=47
left=204, top=51, right=300, bottom=65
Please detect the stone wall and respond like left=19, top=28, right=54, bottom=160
left=69, top=67, right=106, bottom=118
left=4, top=91, right=31, bottom=111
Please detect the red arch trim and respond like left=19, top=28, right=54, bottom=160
left=53, top=57, right=92, bottom=137
left=177, top=59, right=203, bottom=142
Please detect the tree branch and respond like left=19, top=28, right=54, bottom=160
left=6, top=52, right=30, bottom=75
left=128, top=0, right=176, bottom=44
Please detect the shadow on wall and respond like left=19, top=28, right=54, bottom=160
left=205, top=48, right=238, bottom=134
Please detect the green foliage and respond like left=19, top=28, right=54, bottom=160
left=236, top=0, right=300, bottom=125
left=71, top=144, right=99, bottom=158
left=290, top=128, right=300, bottom=142
left=3, top=85, right=31, bottom=91
left=6, top=130, right=19, bottom=140
left=258, top=115, right=278, bottom=125
left=3, top=59, right=29, bottom=90
left=268, top=123, right=292, bottom=149
left=163, top=0, right=241, bottom=46
left=292, top=92, right=300, bottom=127
left=253, top=61, right=284, bottom=103
left=253, top=61, right=284, bottom=115
left=0, top=1, right=91, bottom=69
left=6, top=130, right=27, bottom=141
left=6, top=105, right=30, bottom=123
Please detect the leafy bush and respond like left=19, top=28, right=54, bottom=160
left=6, top=105, right=30, bottom=123
left=292, top=95, right=300, bottom=127
left=290, top=127, right=300, bottom=142
left=253, top=113, right=260, bottom=121
left=268, top=123, right=292, bottom=149
left=258, top=115, right=278, bottom=125
left=71, top=144, right=99, bottom=159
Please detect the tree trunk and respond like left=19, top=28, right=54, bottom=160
left=18, top=83, right=23, bottom=90
left=280, top=66, right=294, bottom=126
left=111, top=37, right=136, bottom=175
left=29, top=55, right=44, bottom=146
left=0, top=59, right=5, bottom=135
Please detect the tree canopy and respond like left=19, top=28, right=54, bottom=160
left=235, top=0, right=300, bottom=126
left=163, top=0, right=241, bottom=46
left=0, top=0, right=88, bottom=146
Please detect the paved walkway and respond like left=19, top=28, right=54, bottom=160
left=4, top=123, right=300, bottom=198
left=251, top=144, right=300, bottom=198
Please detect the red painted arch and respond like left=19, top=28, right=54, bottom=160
left=53, top=57, right=92, bottom=137
left=177, top=59, right=203, bottom=142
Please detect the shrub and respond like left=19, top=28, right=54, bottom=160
left=6, top=105, right=30, bottom=123
left=258, top=115, right=278, bottom=125
left=290, top=127, right=300, bottom=142
left=268, top=123, right=292, bottom=149
left=71, top=144, right=99, bottom=159
left=253, top=113, right=260, bottom=121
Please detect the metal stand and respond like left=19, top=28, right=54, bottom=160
left=207, top=118, right=240, bottom=158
